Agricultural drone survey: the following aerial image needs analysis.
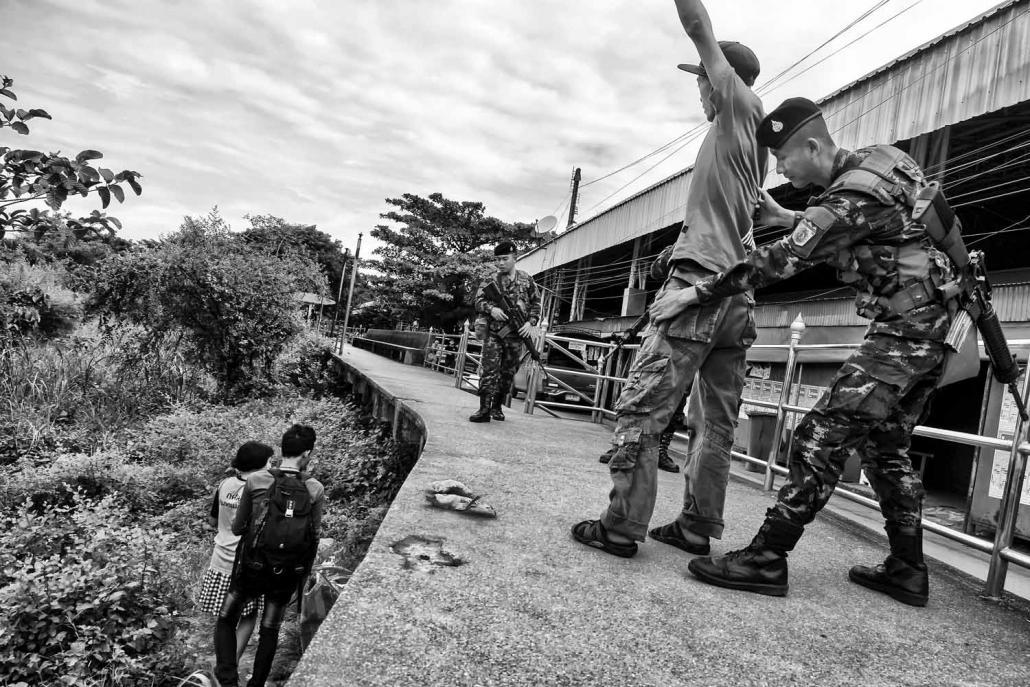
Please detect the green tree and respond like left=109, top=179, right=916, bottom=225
left=0, top=75, right=141, bottom=241
left=89, top=210, right=325, bottom=397
left=238, top=215, right=347, bottom=300
left=369, top=192, right=539, bottom=330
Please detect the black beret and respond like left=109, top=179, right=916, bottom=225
left=757, top=97, right=823, bottom=149
left=493, top=241, right=516, bottom=257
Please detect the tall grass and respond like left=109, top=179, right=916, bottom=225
left=1, top=323, right=215, bottom=463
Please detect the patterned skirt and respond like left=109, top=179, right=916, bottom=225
left=197, top=568, right=264, bottom=617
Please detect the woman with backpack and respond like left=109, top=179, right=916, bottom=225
left=214, top=424, right=325, bottom=687
left=198, top=441, right=274, bottom=664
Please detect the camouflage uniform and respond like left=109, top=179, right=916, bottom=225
left=694, top=146, right=954, bottom=530
left=474, top=270, right=541, bottom=401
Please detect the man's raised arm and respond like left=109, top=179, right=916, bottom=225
left=673, top=0, right=733, bottom=83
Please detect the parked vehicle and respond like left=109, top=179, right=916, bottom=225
left=512, top=341, right=599, bottom=407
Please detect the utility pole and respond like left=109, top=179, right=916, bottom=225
left=328, top=247, right=350, bottom=338
left=340, top=232, right=362, bottom=351
left=567, top=167, right=581, bottom=229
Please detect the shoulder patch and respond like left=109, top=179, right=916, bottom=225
left=788, top=205, right=839, bottom=258
left=790, top=219, right=818, bottom=247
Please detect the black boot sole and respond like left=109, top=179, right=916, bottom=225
left=848, top=569, right=928, bottom=607
left=469, top=415, right=491, bottom=423
left=687, top=559, right=788, bottom=596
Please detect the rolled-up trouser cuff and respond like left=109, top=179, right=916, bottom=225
left=600, top=434, right=661, bottom=542
left=676, top=513, right=725, bottom=539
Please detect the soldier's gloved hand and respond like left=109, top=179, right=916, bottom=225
left=517, top=322, right=533, bottom=337
left=651, top=286, right=698, bottom=323
left=490, top=306, right=508, bottom=321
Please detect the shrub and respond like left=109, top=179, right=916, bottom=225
left=0, top=494, right=193, bottom=686
left=274, top=329, right=344, bottom=396
left=88, top=211, right=326, bottom=398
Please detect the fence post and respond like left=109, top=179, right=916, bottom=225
left=524, top=363, right=541, bottom=415
left=984, top=367, right=1030, bottom=598
left=764, top=314, right=805, bottom=491
left=592, top=344, right=614, bottom=424
left=455, top=326, right=469, bottom=390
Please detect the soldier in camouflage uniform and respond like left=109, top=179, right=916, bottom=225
left=470, top=241, right=541, bottom=423
left=658, top=97, right=962, bottom=606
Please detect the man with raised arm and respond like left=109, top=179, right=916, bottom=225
left=662, top=97, right=969, bottom=606
left=572, top=0, right=765, bottom=559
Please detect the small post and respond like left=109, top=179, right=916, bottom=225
left=764, top=314, right=805, bottom=491
left=329, top=247, right=350, bottom=338
left=339, top=233, right=362, bottom=352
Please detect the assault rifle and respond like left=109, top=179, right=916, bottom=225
left=481, top=281, right=546, bottom=371
left=913, top=182, right=1029, bottom=421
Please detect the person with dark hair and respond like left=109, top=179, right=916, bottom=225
left=198, top=442, right=274, bottom=667
left=659, top=96, right=972, bottom=606
left=213, top=425, right=325, bottom=686
left=470, top=240, right=541, bottom=423
left=573, top=0, right=765, bottom=560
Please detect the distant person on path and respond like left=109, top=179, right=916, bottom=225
left=470, top=241, right=541, bottom=423
left=573, top=0, right=765, bottom=559
left=213, top=425, right=325, bottom=687
left=198, top=442, right=273, bottom=662
left=669, top=97, right=967, bottom=606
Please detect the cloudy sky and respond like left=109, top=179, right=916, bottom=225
left=3, top=0, right=1006, bottom=252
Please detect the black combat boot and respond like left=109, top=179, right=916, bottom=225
left=468, top=393, right=491, bottom=423
left=599, top=447, right=616, bottom=464
left=657, top=431, right=679, bottom=473
left=490, top=395, right=505, bottom=421
left=848, top=524, right=928, bottom=607
left=687, top=512, right=804, bottom=596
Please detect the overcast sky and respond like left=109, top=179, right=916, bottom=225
left=3, top=0, right=1007, bottom=252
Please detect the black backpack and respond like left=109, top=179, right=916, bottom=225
left=243, top=469, right=316, bottom=576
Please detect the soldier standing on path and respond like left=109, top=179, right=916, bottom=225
left=572, top=0, right=765, bottom=559
left=470, top=241, right=541, bottom=423
left=659, top=97, right=974, bottom=606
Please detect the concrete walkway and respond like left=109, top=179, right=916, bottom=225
left=290, top=347, right=1030, bottom=687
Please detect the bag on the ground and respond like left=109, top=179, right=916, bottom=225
left=243, top=469, right=316, bottom=577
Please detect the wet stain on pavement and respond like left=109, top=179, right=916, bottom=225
left=391, top=534, right=464, bottom=572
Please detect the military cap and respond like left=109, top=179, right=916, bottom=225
left=678, top=41, right=760, bottom=86
left=757, top=97, right=823, bottom=149
left=493, top=241, right=516, bottom=257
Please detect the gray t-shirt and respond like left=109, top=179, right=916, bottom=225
left=670, top=68, right=766, bottom=275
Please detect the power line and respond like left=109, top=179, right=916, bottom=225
left=574, top=0, right=906, bottom=203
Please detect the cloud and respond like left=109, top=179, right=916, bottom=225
left=2, top=0, right=1008, bottom=245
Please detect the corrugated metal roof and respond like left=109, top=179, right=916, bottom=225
left=517, top=169, right=692, bottom=275
left=521, top=0, right=1030, bottom=275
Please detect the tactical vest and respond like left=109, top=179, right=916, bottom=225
left=815, top=145, right=954, bottom=320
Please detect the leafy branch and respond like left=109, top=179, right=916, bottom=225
left=0, top=75, right=142, bottom=240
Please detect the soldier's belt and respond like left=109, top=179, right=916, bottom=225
left=875, top=276, right=942, bottom=315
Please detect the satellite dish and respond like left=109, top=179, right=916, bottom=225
left=535, top=215, right=558, bottom=235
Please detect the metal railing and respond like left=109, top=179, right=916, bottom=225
left=443, top=318, right=1030, bottom=598
left=423, top=332, right=463, bottom=376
